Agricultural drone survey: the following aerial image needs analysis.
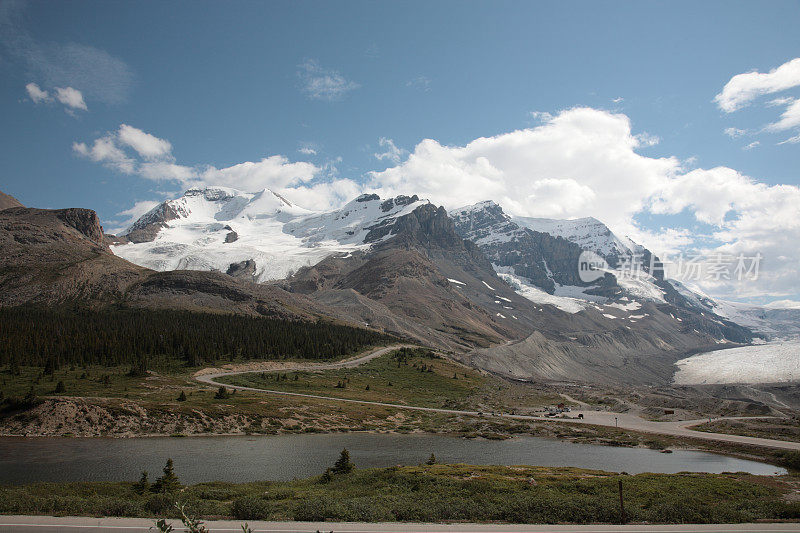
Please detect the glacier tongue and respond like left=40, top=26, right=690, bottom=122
left=111, top=188, right=429, bottom=283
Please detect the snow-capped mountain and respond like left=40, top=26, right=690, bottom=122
left=513, top=215, right=643, bottom=265
left=114, top=190, right=754, bottom=349
left=449, top=200, right=674, bottom=311
left=113, top=187, right=428, bottom=282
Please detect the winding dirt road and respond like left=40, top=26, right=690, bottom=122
left=196, top=344, right=800, bottom=452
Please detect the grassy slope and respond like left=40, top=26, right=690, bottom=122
left=217, top=348, right=542, bottom=410
left=0, top=465, right=797, bottom=523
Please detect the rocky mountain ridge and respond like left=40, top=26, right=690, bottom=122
left=0, top=187, right=768, bottom=384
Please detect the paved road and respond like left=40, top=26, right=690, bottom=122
left=1, top=516, right=799, bottom=533
left=196, top=345, right=800, bottom=452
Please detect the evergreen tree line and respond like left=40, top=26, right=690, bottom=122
left=0, top=306, right=394, bottom=370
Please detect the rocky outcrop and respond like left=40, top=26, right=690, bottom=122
left=55, top=208, right=106, bottom=245
left=226, top=259, right=255, bottom=280
left=124, top=202, right=181, bottom=243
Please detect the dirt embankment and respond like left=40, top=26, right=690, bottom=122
left=0, top=398, right=264, bottom=438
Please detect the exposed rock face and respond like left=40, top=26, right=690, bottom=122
left=450, top=201, right=617, bottom=294
left=55, top=208, right=106, bottom=245
left=125, top=202, right=181, bottom=243
left=290, top=203, right=542, bottom=350
left=380, top=194, right=419, bottom=213
left=224, top=231, right=239, bottom=243
left=226, top=259, right=256, bottom=280
left=0, top=190, right=23, bottom=211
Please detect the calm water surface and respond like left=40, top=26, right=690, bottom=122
left=0, top=433, right=785, bottom=485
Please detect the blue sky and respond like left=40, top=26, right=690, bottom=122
left=1, top=0, right=799, bottom=304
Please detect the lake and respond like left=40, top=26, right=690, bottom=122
left=0, top=432, right=785, bottom=485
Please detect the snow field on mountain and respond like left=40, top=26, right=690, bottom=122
left=112, top=189, right=428, bottom=282
left=494, top=268, right=587, bottom=313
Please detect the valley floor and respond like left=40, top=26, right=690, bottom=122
left=2, top=345, right=799, bottom=470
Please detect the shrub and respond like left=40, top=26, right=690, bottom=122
left=214, top=387, right=230, bottom=400
left=232, top=497, right=274, bottom=520
left=780, top=451, right=800, bottom=471
left=292, top=497, right=345, bottom=521
left=145, top=494, right=175, bottom=515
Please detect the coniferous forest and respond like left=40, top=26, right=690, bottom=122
left=0, top=306, right=395, bottom=370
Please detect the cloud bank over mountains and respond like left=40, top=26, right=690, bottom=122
left=73, top=103, right=800, bottom=304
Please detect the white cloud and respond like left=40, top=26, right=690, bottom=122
left=298, top=146, right=317, bottom=155
left=74, top=125, right=175, bottom=174
left=73, top=136, right=136, bottom=174
left=768, top=96, right=794, bottom=107
left=612, top=97, right=624, bottom=104
left=743, top=141, right=760, bottom=150
left=650, top=167, right=800, bottom=299
left=118, top=124, right=172, bottom=159
left=25, top=82, right=50, bottom=103
left=369, top=107, right=678, bottom=233
left=138, top=161, right=194, bottom=182
left=200, top=156, right=319, bottom=191
left=373, top=137, right=405, bottom=164
left=724, top=127, right=747, bottom=138
left=715, top=57, right=800, bottom=112
left=766, top=98, right=800, bottom=132
left=297, top=59, right=359, bottom=101
left=778, top=133, right=800, bottom=145
left=54, top=86, right=87, bottom=111
left=74, top=124, right=336, bottom=210
left=277, top=178, right=362, bottom=212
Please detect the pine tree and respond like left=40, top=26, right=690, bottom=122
left=54, top=380, right=66, bottom=394
left=332, top=448, right=354, bottom=475
left=135, top=471, right=150, bottom=494
left=177, top=391, right=187, bottom=402
left=214, top=386, right=229, bottom=400
left=426, top=453, right=437, bottom=465
left=151, top=458, right=181, bottom=493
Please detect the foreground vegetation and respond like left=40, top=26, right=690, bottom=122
left=1, top=461, right=798, bottom=524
